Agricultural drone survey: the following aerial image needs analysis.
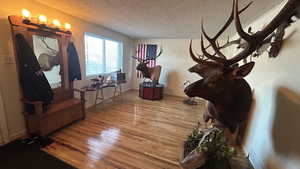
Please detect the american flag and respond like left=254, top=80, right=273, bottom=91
left=136, top=44, right=158, bottom=78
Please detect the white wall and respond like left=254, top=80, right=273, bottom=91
left=133, top=39, right=229, bottom=97
left=228, top=1, right=300, bottom=168
left=0, top=0, right=134, bottom=141
left=134, top=2, right=300, bottom=169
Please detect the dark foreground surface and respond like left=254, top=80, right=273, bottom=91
left=0, top=138, right=77, bottom=169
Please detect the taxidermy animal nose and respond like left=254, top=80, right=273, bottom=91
left=184, top=85, right=191, bottom=96
left=183, top=81, right=190, bottom=93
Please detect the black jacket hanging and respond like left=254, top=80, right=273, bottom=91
left=67, top=42, right=81, bottom=81
left=15, top=33, right=53, bottom=103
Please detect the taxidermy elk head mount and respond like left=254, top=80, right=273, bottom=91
left=38, top=37, right=60, bottom=71
left=185, top=0, right=300, bottom=133
left=132, top=48, right=163, bottom=83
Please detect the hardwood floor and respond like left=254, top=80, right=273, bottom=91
left=43, top=90, right=204, bottom=169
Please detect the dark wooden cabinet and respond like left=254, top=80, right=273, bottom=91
left=139, top=83, right=164, bottom=100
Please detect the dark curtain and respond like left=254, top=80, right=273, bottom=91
left=67, top=42, right=81, bottom=81
left=15, top=34, right=53, bottom=103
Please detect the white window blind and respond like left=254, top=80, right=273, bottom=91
left=85, top=33, right=123, bottom=77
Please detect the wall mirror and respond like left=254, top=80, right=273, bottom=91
left=8, top=15, right=74, bottom=103
left=32, top=35, right=62, bottom=89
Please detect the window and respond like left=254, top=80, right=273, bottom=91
left=85, top=33, right=123, bottom=77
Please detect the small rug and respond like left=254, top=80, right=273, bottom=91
left=0, top=138, right=77, bottom=169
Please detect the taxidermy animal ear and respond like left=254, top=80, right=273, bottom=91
left=232, top=62, right=255, bottom=79
left=144, top=60, right=150, bottom=65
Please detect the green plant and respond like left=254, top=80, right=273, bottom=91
left=184, top=127, right=204, bottom=156
left=196, top=128, right=236, bottom=160
left=184, top=126, right=236, bottom=168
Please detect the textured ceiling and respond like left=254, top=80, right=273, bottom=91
left=34, top=0, right=282, bottom=39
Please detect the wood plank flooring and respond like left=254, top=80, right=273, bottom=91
left=43, top=90, right=205, bottom=169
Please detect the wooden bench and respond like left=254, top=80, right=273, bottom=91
left=22, top=89, right=85, bottom=136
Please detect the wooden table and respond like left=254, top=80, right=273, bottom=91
left=82, top=81, right=126, bottom=105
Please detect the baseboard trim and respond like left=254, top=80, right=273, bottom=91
left=9, top=129, right=26, bottom=141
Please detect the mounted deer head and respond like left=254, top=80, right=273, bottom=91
left=185, top=0, right=300, bottom=133
left=132, top=48, right=163, bottom=83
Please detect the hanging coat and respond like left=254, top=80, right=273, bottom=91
left=15, top=34, right=53, bottom=103
left=67, top=42, right=81, bottom=81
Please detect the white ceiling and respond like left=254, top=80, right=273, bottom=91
left=35, top=0, right=282, bottom=39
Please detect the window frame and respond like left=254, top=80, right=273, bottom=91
left=84, top=32, right=123, bottom=79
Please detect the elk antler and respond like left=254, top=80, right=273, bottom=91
left=151, top=47, right=163, bottom=60
left=157, top=47, right=163, bottom=57
left=132, top=56, right=142, bottom=62
left=225, top=0, right=300, bottom=65
left=200, top=0, right=253, bottom=63
left=132, top=49, right=144, bottom=62
left=142, top=47, right=163, bottom=62
left=190, top=40, right=223, bottom=67
left=198, top=0, right=300, bottom=66
left=40, top=37, right=58, bottom=55
left=132, top=47, right=163, bottom=62
left=205, top=27, right=254, bottom=53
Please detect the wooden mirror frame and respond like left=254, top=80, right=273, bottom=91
left=9, top=15, right=74, bottom=103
